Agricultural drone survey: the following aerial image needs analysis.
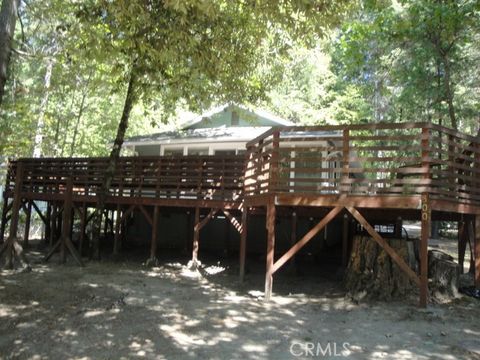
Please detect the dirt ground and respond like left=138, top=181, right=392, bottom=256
left=1, top=241, right=480, bottom=360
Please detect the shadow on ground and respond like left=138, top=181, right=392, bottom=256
left=0, top=242, right=479, bottom=359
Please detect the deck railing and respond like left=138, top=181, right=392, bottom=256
left=5, top=155, right=245, bottom=202
left=4, top=123, right=480, bottom=207
left=244, top=122, right=480, bottom=205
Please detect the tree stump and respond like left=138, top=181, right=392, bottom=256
left=344, top=235, right=417, bottom=301
left=428, top=250, right=459, bottom=300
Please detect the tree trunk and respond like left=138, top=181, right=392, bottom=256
left=441, top=56, right=457, bottom=130
left=32, top=58, right=54, bottom=157
left=0, top=0, right=20, bottom=107
left=70, top=77, right=90, bottom=156
left=344, top=235, right=417, bottom=302
left=90, top=66, right=138, bottom=259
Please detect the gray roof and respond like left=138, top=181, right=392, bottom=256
left=124, top=126, right=272, bottom=144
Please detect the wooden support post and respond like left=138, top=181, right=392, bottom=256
left=0, top=162, right=30, bottom=269
left=50, top=204, right=57, bottom=247
left=23, top=201, right=32, bottom=248
left=341, top=129, right=350, bottom=194
left=103, top=210, right=109, bottom=237
left=342, top=213, right=349, bottom=268
left=239, top=208, right=248, bottom=282
left=79, top=203, right=87, bottom=255
left=147, top=206, right=159, bottom=266
left=45, top=202, right=51, bottom=245
left=475, top=215, right=480, bottom=288
left=270, top=131, right=280, bottom=193
left=0, top=194, right=10, bottom=244
left=192, top=207, right=200, bottom=266
left=45, top=178, right=83, bottom=266
left=420, top=193, right=431, bottom=307
left=419, top=126, right=431, bottom=308
left=466, top=220, right=475, bottom=274
left=8, top=163, right=23, bottom=239
left=458, top=220, right=466, bottom=274
left=113, top=204, right=121, bottom=255
left=61, top=180, right=74, bottom=263
left=264, top=199, right=276, bottom=301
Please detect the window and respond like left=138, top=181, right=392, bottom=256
left=214, top=150, right=236, bottom=156
left=188, top=147, right=209, bottom=155
left=135, top=145, right=160, bottom=156
left=163, top=148, right=183, bottom=156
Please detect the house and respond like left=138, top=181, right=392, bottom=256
left=122, top=104, right=293, bottom=157
left=120, top=104, right=347, bottom=261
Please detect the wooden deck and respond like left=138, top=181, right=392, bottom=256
left=1, top=122, right=479, bottom=306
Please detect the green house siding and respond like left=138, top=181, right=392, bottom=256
left=186, top=106, right=284, bottom=129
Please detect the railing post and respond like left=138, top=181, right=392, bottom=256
left=420, top=126, right=431, bottom=307
left=243, top=145, right=253, bottom=197
left=255, top=140, right=263, bottom=195
left=421, top=127, right=431, bottom=189
left=341, top=129, right=350, bottom=194
left=270, top=130, right=280, bottom=194
left=447, top=134, right=455, bottom=192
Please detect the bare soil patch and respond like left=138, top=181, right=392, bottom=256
left=0, top=242, right=479, bottom=360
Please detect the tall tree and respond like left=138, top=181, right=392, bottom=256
left=329, top=0, right=480, bottom=131
left=75, top=0, right=350, bottom=258
left=0, top=0, right=21, bottom=107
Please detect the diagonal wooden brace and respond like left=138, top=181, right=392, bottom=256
left=222, top=210, right=242, bottom=234
left=272, top=206, right=343, bottom=274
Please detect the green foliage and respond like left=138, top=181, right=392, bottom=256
left=0, top=0, right=350, bottom=161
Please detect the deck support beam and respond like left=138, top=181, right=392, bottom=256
left=264, top=199, right=276, bottom=301
left=78, top=203, right=88, bottom=255
left=419, top=193, right=430, bottom=307
left=0, top=196, right=12, bottom=244
left=342, top=213, right=349, bottom=268
left=139, top=205, right=153, bottom=226
left=30, top=200, right=47, bottom=227
left=45, top=202, right=51, bottom=245
left=190, top=207, right=219, bottom=268
left=0, top=163, right=30, bottom=269
left=467, top=220, right=475, bottom=274
left=458, top=220, right=467, bottom=274
left=113, top=205, right=121, bottom=256
left=191, top=207, right=200, bottom=267
left=44, top=178, right=83, bottom=266
left=22, top=200, right=32, bottom=248
left=49, top=205, right=58, bottom=247
left=147, top=206, right=160, bottom=266
left=272, top=206, right=343, bottom=275
left=239, top=208, right=247, bottom=282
